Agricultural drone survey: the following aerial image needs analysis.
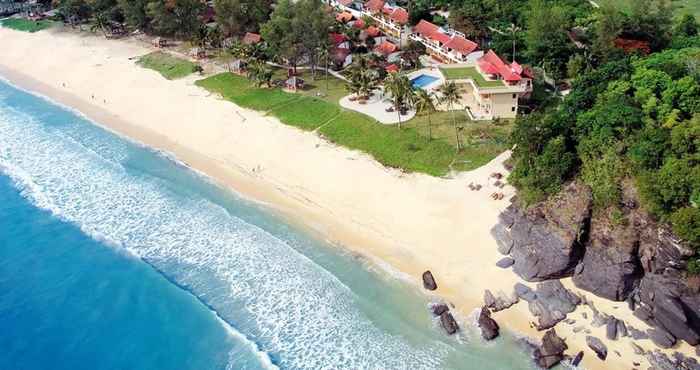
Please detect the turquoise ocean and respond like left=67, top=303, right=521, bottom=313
left=0, top=76, right=538, bottom=370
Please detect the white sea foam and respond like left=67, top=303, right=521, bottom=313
left=0, top=82, right=450, bottom=369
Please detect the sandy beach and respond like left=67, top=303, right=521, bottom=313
left=1, top=26, right=695, bottom=369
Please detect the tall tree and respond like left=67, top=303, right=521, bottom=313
left=415, top=89, right=436, bottom=141
left=524, top=0, right=573, bottom=80
left=214, top=0, right=272, bottom=36
left=117, top=0, right=149, bottom=30
left=439, top=82, right=463, bottom=151
left=146, top=0, right=204, bottom=38
left=384, top=73, right=414, bottom=129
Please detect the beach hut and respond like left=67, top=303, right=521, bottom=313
left=285, top=76, right=305, bottom=92
left=242, top=32, right=262, bottom=45
left=153, top=37, right=168, bottom=48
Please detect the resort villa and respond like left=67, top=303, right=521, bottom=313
left=438, top=50, right=533, bottom=120
left=411, top=20, right=482, bottom=64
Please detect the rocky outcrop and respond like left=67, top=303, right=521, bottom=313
left=422, top=270, right=437, bottom=291
left=571, top=351, right=584, bottom=367
left=477, top=307, right=499, bottom=340
left=494, top=180, right=700, bottom=349
left=525, top=280, right=581, bottom=330
left=533, top=329, right=567, bottom=369
left=586, top=336, right=607, bottom=360
left=430, top=303, right=449, bottom=316
left=483, top=289, right=519, bottom=312
left=647, top=350, right=700, bottom=370
left=440, top=311, right=459, bottom=335
left=572, top=210, right=643, bottom=301
left=648, top=327, right=677, bottom=348
left=491, top=182, right=591, bottom=281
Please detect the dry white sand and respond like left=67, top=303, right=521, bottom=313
left=1, top=26, right=696, bottom=369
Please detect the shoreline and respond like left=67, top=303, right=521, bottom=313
left=2, top=27, right=695, bottom=369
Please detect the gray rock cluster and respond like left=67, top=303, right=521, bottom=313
left=518, top=281, right=580, bottom=330
left=429, top=302, right=459, bottom=335
left=483, top=289, right=519, bottom=312
left=491, top=180, right=700, bottom=349
left=646, top=350, right=700, bottom=370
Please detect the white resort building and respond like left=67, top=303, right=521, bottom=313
left=411, top=20, right=483, bottom=64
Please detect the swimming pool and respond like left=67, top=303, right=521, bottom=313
left=411, top=74, right=439, bottom=89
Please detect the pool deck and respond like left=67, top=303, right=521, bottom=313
left=407, top=68, right=444, bottom=91
left=339, top=88, right=416, bottom=124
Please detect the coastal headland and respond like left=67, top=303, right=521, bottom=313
left=1, top=27, right=696, bottom=369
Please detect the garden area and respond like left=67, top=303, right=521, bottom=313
left=195, top=71, right=513, bottom=176
left=1, top=18, right=56, bottom=33
left=439, top=67, right=505, bottom=88
left=136, top=52, right=201, bottom=80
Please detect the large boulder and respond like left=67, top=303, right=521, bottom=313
left=440, top=311, right=459, bottom=335
left=491, top=182, right=591, bottom=281
left=586, top=336, right=608, bottom=360
left=636, top=273, right=700, bottom=346
left=483, top=289, right=519, bottom=312
left=422, top=270, right=437, bottom=291
left=527, top=280, right=581, bottom=330
left=477, top=307, right=499, bottom=340
left=533, top=329, right=568, bottom=369
left=572, top=209, right=643, bottom=301
left=648, top=327, right=677, bottom=349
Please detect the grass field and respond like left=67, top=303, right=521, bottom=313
left=439, top=67, right=506, bottom=88
left=1, top=18, right=56, bottom=33
left=196, top=72, right=512, bottom=176
left=136, top=52, right=200, bottom=80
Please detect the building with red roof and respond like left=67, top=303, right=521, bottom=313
left=242, top=32, right=261, bottom=45
left=477, top=50, right=522, bottom=82
left=374, top=40, right=398, bottom=57
left=410, top=19, right=480, bottom=63
left=336, top=11, right=353, bottom=23
left=365, top=26, right=381, bottom=37
left=385, top=64, right=399, bottom=73
left=361, top=0, right=409, bottom=40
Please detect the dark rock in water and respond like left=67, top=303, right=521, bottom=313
left=440, top=311, right=459, bottom=335
left=477, top=307, right=499, bottom=340
left=572, top=209, right=643, bottom=301
left=484, top=289, right=519, bottom=312
left=586, top=336, right=608, bottom=360
left=430, top=303, right=449, bottom=316
left=648, top=327, right=676, bottom=349
left=527, top=280, right=581, bottom=330
left=571, top=351, right=584, bottom=367
left=533, top=329, right=568, bottom=369
left=606, top=317, right=618, bottom=340
left=496, top=257, right=515, bottom=268
left=490, top=182, right=591, bottom=281
left=422, top=270, right=437, bottom=291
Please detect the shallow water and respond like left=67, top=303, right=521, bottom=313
left=0, top=77, right=538, bottom=369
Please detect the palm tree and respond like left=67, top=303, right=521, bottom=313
left=318, top=46, right=330, bottom=94
left=384, top=73, right=414, bottom=129
left=415, top=89, right=436, bottom=141
left=90, top=12, right=109, bottom=37
left=439, top=81, right=464, bottom=151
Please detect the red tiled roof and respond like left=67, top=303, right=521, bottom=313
left=385, top=64, right=399, bottom=73
left=366, top=26, right=381, bottom=37
left=414, top=19, right=439, bottom=38
left=389, top=7, right=408, bottom=25
left=365, top=0, right=384, bottom=12
left=382, top=6, right=392, bottom=15
left=374, top=40, right=397, bottom=56
left=429, top=31, right=450, bottom=45
left=336, top=11, right=353, bottom=22
left=329, top=33, right=347, bottom=45
left=337, top=0, right=352, bottom=6
left=353, top=19, right=365, bottom=29
left=613, top=38, right=651, bottom=55
left=477, top=50, right=522, bottom=82
left=443, top=35, right=477, bottom=55
left=242, top=32, right=261, bottom=45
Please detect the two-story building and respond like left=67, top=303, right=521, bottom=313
left=360, top=0, right=409, bottom=45
left=411, top=20, right=482, bottom=64
left=439, top=50, right=533, bottom=120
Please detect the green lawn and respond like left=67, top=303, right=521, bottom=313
left=439, top=67, right=505, bottom=88
left=1, top=18, right=56, bottom=33
left=136, top=52, right=200, bottom=80
left=196, top=72, right=513, bottom=176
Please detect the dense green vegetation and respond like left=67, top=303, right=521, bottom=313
left=195, top=72, right=511, bottom=175
left=508, top=29, right=700, bottom=270
left=136, top=52, right=200, bottom=80
left=1, top=18, right=55, bottom=32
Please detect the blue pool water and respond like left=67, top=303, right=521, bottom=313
left=411, top=74, right=440, bottom=89
left=0, top=76, right=538, bottom=369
